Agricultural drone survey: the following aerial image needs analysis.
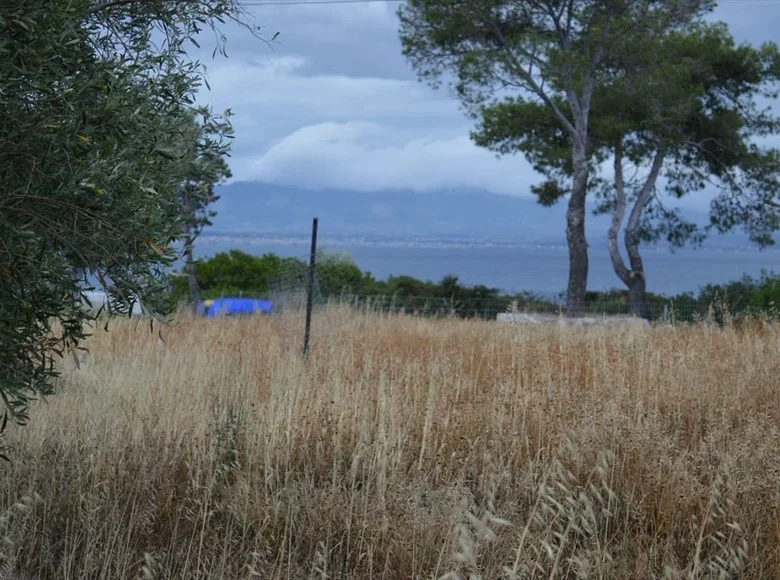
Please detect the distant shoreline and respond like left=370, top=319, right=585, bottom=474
left=200, top=232, right=779, bottom=254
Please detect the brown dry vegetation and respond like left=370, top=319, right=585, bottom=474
left=1, top=311, right=780, bottom=579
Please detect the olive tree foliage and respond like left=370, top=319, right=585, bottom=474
left=0, top=0, right=259, bottom=425
left=474, top=23, right=780, bottom=318
left=176, top=111, right=233, bottom=309
left=398, top=0, right=715, bottom=316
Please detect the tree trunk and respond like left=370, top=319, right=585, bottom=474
left=606, top=142, right=667, bottom=321
left=607, top=139, right=650, bottom=319
left=565, top=137, right=589, bottom=318
left=624, top=228, right=650, bottom=320
left=622, top=149, right=665, bottom=321
left=607, top=139, right=632, bottom=286
left=625, top=268, right=650, bottom=319
left=184, top=238, right=200, bottom=312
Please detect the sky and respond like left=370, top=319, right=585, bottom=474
left=193, top=0, right=780, bottom=209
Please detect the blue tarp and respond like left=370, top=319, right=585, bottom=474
left=198, top=297, right=273, bottom=317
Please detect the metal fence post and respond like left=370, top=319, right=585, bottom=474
left=302, top=217, right=318, bottom=359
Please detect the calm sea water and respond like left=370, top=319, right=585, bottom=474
left=194, top=239, right=780, bottom=297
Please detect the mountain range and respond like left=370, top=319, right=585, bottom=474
left=209, top=181, right=757, bottom=249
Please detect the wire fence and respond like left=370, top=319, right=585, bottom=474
left=204, top=286, right=776, bottom=325
left=271, top=293, right=775, bottom=324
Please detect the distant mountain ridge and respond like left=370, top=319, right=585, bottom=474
left=209, top=181, right=757, bottom=249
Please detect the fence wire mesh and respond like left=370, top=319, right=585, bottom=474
left=302, top=294, right=776, bottom=324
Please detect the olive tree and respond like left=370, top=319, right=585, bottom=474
left=175, top=109, right=233, bottom=309
left=0, top=0, right=260, bottom=425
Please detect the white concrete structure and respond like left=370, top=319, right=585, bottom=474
left=497, top=312, right=651, bottom=328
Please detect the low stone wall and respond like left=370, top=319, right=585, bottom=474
left=496, top=312, right=651, bottom=328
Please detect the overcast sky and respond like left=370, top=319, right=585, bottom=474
left=194, top=0, right=780, bottom=207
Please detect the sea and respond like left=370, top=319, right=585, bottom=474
left=194, top=236, right=780, bottom=298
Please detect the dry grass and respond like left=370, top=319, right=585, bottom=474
left=1, top=310, right=780, bottom=579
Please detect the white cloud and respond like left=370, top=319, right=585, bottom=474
left=198, top=54, right=466, bottom=160
left=198, top=52, right=540, bottom=195
left=238, top=121, right=537, bottom=195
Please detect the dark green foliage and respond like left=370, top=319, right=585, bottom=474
left=171, top=250, right=284, bottom=300
left=474, top=22, right=780, bottom=247
left=170, top=250, right=374, bottom=303
left=696, top=271, right=780, bottom=311
left=0, top=0, right=258, bottom=424
left=316, top=252, right=375, bottom=297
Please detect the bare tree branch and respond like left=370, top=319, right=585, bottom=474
left=626, top=146, right=666, bottom=236
left=488, top=21, right=577, bottom=136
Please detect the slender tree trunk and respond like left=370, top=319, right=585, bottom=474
left=607, top=143, right=665, bottom=320
left=566, top=136, right=589, bottom=318
left=625, top=262, right=649, bottom=319
left=624, top=210, right=653, bottom=320
left=607, top=139, right=639, bottom=316
left=607, top=139, right=632, bottom=284
left=184, top=237, right=200, bottom=312
left=623, top=149, right=665, bottom=320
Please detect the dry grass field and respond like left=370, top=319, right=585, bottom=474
left=2, top=311, right=780, bottom=579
